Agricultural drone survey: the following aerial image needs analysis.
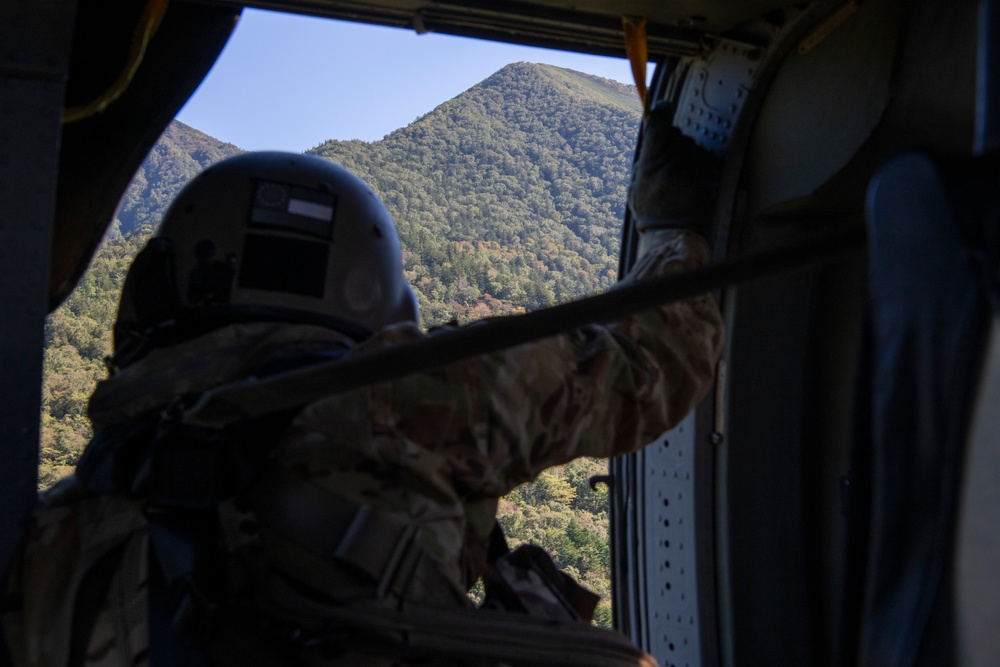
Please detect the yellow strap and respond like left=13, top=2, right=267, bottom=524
left=797, top=1, right=859, bottom=55
left=622, top=16, right=649, bottom=117
left=63, top=0, right=170, bottom=123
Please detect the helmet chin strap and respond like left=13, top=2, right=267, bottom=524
left=178, top=305, right=375, bottom=342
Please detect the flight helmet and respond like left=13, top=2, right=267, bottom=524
left=113, top=152, right=418, bottom=366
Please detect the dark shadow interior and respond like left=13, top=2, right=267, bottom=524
left=720, top=0, right=978, bottom=664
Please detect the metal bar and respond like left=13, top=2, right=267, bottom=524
left=183, top=224, right=867, bottom=429
left=184, top=0, right=703, bottom=57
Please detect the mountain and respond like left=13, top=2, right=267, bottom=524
left=113, top=64, right=641, bottom=326
left=311, top=62, right=642, bottom=322
left=116, top=121, right=244, bottom=234
left=111, top=63, right=641, bottom=323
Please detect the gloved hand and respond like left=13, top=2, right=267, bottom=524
left=628, top=104, right=720, bottom=256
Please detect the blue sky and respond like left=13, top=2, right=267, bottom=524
left=176, top=9, right=640, bottom=152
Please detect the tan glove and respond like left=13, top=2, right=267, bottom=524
left=628, top=104, right=719, bottom=256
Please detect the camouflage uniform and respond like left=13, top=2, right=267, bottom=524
left=4, top=230, right=722, bottom=666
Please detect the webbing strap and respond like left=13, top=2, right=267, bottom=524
left=622, top=16, right=649, bottom=116
left=180, top=225, right=867, bottom=430
left=293, top=600, right=659, bottom=667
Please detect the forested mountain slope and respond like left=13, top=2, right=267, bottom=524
left=117, top=121, right=244, bottom=234
left=311, top=62, right=642, bottom=322
left=42, top=62, right=642, bottom=627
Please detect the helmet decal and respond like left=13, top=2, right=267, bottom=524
left=238, top=234, right=328, bottom=298
left=249, top=179, right=337, bottom=240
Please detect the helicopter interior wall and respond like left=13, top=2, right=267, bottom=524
left=742, top=0, right=901, bottom=219
left=0, top=2, right=77, bottom=637
left=747, top=0, right=976, bottom=229
left=720, top=0, right=977, bottom=664
left=722, top=243, right=868, bottom=666
left=717, top=3, right=898, bottom=663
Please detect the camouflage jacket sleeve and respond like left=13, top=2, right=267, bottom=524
left=358, top=229, right=723, bottom=500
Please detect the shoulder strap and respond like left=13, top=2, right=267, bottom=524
left=178, top=226, right=865, bottom=431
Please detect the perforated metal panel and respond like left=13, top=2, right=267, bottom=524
left=642, top=413, right=701, bottom=667
left=673, top=38, right=762, bottom=155
left=612, top=410, right=703, bottom=667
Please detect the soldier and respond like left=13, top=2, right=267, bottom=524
left=4, top=107, right=723, bottom=666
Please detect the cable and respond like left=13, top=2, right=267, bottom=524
left=63, top=0, right=170, bottom=123
left=182, top=224, right=867, bottom=428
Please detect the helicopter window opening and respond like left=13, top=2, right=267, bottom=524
left=38, top=6, right=652, bottom=643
